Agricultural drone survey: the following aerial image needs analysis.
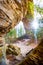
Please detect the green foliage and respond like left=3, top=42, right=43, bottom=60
left=39, top=18, right=43, bottom=23
left=5, top=29, right=17, bottom=43
left=37, top=27, right=43, bottom=40
left=26, top=1, right=34, bottom=19
left=26, top=29, right=35, bottom=39
left=35, top=5, right=43, bottom=15
left=26, top=29, right=33, bottom=35
left=5, top=26, right=25, bottom=43
left=7, top=29, right=17, bottom=38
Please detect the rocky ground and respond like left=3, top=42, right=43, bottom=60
left=6, top=39, right=38, bottom=65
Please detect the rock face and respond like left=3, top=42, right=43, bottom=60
left=6, top=44, right=21, bottom=56
left=0, top=0, right=33, bottom=36
left=0, top=0, right=26, bottom=36
left=18, top=39, right=43, bottom=65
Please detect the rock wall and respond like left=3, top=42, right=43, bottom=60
left=0, top=0, right=33, bottom=36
